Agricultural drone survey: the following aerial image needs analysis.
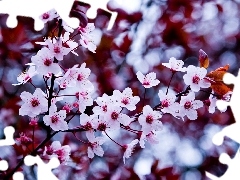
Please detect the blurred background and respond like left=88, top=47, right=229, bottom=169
left=0, top=0, right=240, bottom=179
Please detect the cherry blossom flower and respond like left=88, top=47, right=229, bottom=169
left=138, top=105, right=162, bottom=133
left=76, top=89, right=94, bottom=113
left=78, top=23, right=95, bottom=34
left=31, top=47, right=61, bottom=76
left=57, top=65, right=79, bottom=88
left=113, top=87, right=140, bottom=111
left=136, top=71, right=160, bottom=88
left=79, top=34, right=96, bottom=53
left=39, top=9, right=58, bottom=23
left=43, top=104, right=68, bottom=131
left=44, top=141, right=71, bottom=163
left=162, top=57, right=187, bottom=72
left=74, top=63, right=94, bottom=90
left=80, top=113, right=94, bottom=129
left=104, top=106, right=133, bottom=128
left=36, top=38, right=69, bottom=61
left=87, top=136, right=105, bottom=158
left=62, top=32, right=78, bottom=56
left=12, top=66, right=37, bottom=86
left=158, top=90, right=179, bottom=115
left=80, top=113, right=95, bottom=140
left=123, top=139, right=138, bottom=164
left=139, top=132, right=159, bottom=148
left=93, top=94, right=115, bottom=115
left=179, top=92, right=203, bottom=120
left=78, top=23, right=97, bottom=53
left=19, top=88, right=48, bottom=117
left=208, top=91, right=231, bottom=113
left=92, top=115, right=111, bottom=132
left=183, top=65, right=211, bottom=92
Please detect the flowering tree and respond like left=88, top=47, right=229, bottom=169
left=0, top=1, right=239, bottom=179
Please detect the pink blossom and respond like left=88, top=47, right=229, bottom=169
left=58, top=65, right=79, bottom=88
left=136, top=71, right=160, bottom=88
left=93, top=94, right=115, bottom=115
left=79, top=34, right=96, bottom=53
left=43, top=104, right=68, bottom=131
left=39, top=9, right=58, bottom=23
left=12, top=66, right=37, bottom=86
left=123, top=139, right=138, bottom=164
left=208, top=91, right=231, bottom=113
left=113, top=87, right=140, bottom=111
left=62, top=32, right=78, bottom=56
left=78, top=23, right=97, bottom=53
left=162, top=57, right=187, bottom=72
left=183, top=65, right=211, bottom=92
left=80, top=113, right=94, bottom=131
left=19, top=88, right=48, bottom=117
left=31, top=47, right=61, bottom=76
left=139, top=132, right=159, bottom=148
left=78, top=23, right=95, bottom=34
left=158, top=90, right=179, bottom=116
left=138, top=105, right=162, bottom=133
left=92, top=115, right=110, bottom=132
left=104, top=106, right=133, bottom=128
left=57, top=63, right=94, bottom=90
left=179, top=92, right=203, bottom=120
left=44, top=141, right=71, bottom=163
left=87, top=136, right=105, bottom=159
left=36, top=38, right=69, bottom=61
left=76, top=89, right=94, bottom=113
left=74, top=63, right=94, bottom=90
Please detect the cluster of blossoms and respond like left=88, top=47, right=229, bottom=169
left=8, top=8, right=233, bottom=178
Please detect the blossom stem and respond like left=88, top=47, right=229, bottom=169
left=43, top=76, right=50, bottom=91
left=166, top=72, right=175, bottom=95
left=66, top=112, right=78, bottom=123
left=176, top=85, right=191, bottom=97
left=120, top=124, right=139, bottom=134
left=47, top=74, right=56, bottom=112
left=105, top=131, right=123, bottom=147
left=32, top=127, right=35, bottom=150
left=29, top=81, right=36, bottom=88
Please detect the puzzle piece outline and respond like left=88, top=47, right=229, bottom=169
left=206, top=69, right=240, bottom=179
left=0, top=126, right=60, bottom=179
left=78, top=0, right=118, bottom=30
left=24, top=155, right=60, bottom=180
left=0, top=0, right=118, bottom=31
left=0, top=0, right=78, bottom=31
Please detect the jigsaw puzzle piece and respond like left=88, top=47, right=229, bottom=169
left=24, top=155, right=60, bottom=180
left=0, top=126, right=15, bottom=146
left=216, top=72, right=235, bottom=111
left=212, top=123, right=240, bottom=146
left=0, top=0, right=79, bottom=31
left=217, top=70, right=240, bottom=119
left=206, top=148, right=240, bottom=180
left=78, top=0, right=117, bottom=30
left=54, top=0, right=79, bottom=29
